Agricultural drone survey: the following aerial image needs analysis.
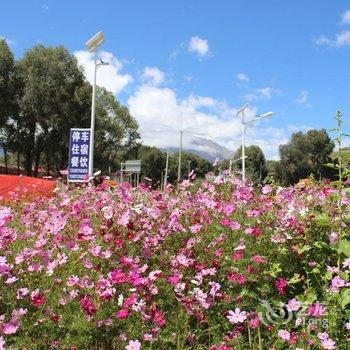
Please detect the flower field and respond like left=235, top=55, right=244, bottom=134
left=1, top=175, right=350, bottom=349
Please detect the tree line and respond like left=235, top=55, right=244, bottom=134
left=0, top=39, right=140, bottom=177
left=219, top=128, right=337, bottom=186
left=0, top=39, right=213, bottom=185
left=0, top=39, right=338, bottom=187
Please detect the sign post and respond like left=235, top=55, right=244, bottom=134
left=68, top=128, right=91, bottom=182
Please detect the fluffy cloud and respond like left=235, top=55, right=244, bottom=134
left=74, top=50, right=133, bottom=95
left=316, top=10, right=350, bottom=47
left=341, top=10, right=350, bottom=25
left=188, top=36, right=210, bottom=57
left=128, top=83, right=286, bottom=159
left=244, top=87, right=279, bottom=102
left=142, top=66, right=165, bottom=86
left=236, top=73, right=250, bottom=83
left=295, top=90, right=311, bottom=107
left=315, top=30, right=350, bottom=48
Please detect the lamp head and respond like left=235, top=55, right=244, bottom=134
left=259, top=111, right=274, bottom=118
left=85, top=31, right=105, bottom=52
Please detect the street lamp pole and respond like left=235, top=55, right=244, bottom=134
left=177, top=130, right=183, bottom=190
left=235, top=104, right=274, bottom=182
left=164, top=149, right=169, bottom=189
left=88, top=51, right=98, bottom=177
left=241, top=108, right=246, bottom=182
left=85, top=31, right=107, bottom=177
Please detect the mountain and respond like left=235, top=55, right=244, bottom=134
left=161, top=137, right=232, bottom=161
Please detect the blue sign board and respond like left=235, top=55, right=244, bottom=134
left=68, top=128, right=91, bottom=182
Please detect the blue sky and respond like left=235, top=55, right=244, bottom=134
left=1, top=0, right=350, bottom=159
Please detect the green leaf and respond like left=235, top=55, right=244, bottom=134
left=296, top=245, right=311, bottom=254
left=288, top=274, right=302, bottom=284
left=337, top=240, right=350, bottom=257
left=339, top=271, right=349, bottom=282
left=265, top=263, right=282, bottom=277
left=315, top=214, right=331, bottom=226
left=340, top=289, right=350, bottom=309
left=323, top=163, right=337, bottom=169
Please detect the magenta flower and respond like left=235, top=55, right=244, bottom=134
left=30, top=289, right=45, bottom=307
left=116, top=309, right=129, bottom=319
left=275, top=278, right=288, bottom=295
left=308, top=303, right=326, bottom=317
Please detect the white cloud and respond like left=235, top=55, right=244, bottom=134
left=41, top=4, right=49, bottom=11
left=315, top=30, right=350, bottom=48
left=341, top=10, right=350, bottom=25
left=128, top=83, right=288, bottom=159
left=236, top=73, right=250, bottom=83
left=244, top=86, right=279, bottom=102
left=74, top=50, right=133, bottom=95
left=142, top=66, right=165, bottom=86
left=188, top=36, right=210, bottom=57
left=295, top=90, right=311, bottom=107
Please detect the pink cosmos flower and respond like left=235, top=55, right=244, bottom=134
left=125, top=340, right=141, bottom=350
left=190, top=223, right=202, bottom=233
left=226, top=308, right=247, bottom=324
left=223, top=204, right=234, bottom=215
left=320, top=338, right=336, bottom=350
left=343, top=258, right=350, bottom=269
left=3, top=318, right=19, bottom=334
left=16, top=287, right=29, bottom=300
left=277, top=329, right=291, bottom=341
left=275, top=278, right=288, bottom=295
left=67, top=275, right=80, bottom=287
left=101, top=206, right=113, bottom=220
left=262, top=185, right=272, bottom=194
left=30, top=289, right=45, bottom=307
left=287, top=298, right=301, bottom=312
left=308, top=303, right=326, bottom=317
left=345, top=321, right=350, bottom=330
left=331, top=276, right=346, bottom=290
left=251, top=255, right=267, bottom=263
left=0, top=337, right=4, bottom=350
left=248, top=317, right=260, bottom=329
left=328, top=232, right=338, bottom=245
left=232, top=251, right=244, bottom=261
left=116, top=309, right=129, bottom=319
left=80, top=295, right=96, bottom=316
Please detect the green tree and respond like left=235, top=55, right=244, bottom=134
left=234, top=145, right=268, bottom=183
left=94, top=87, right=140, bottom=173
left=138, top=145, right=166, bottom=187
left=0, top=39, right=19, bottom=173
left=275, top=129, right=334, bottom=185
left=16, top=45, right=90, bottom=176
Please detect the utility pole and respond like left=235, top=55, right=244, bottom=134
left=164, top=149, right=169, bottom=190
left=177, top=130, right=183, bottom=190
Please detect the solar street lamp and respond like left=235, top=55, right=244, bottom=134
left=235, top=105, right=274, bottom=182
left=85, top=31, right=108, bottom=177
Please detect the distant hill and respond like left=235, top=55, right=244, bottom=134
left=161, top=136, right=232, bottom=161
